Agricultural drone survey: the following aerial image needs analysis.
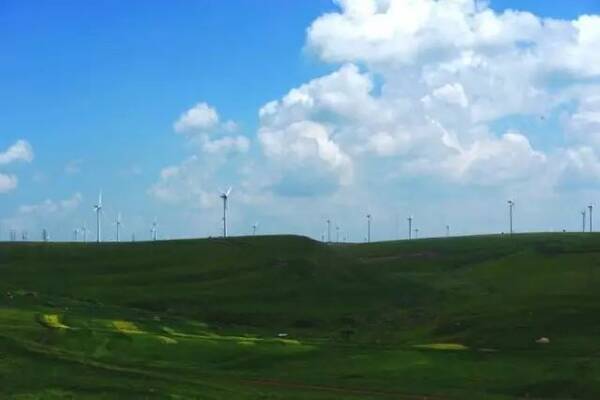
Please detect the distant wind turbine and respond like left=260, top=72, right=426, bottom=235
left=219, top=187, right=232, bottom=238
left=151, top=218, right=158, bottom=241
left=589, top=205, right=593, bottom=233
left=116, top=213, right=122, bottom=242
left=252, top=222, right=259, bottom=236
left=446, top=225, right=450, bottom=238
left=408, top=216, right=413, bottom=240
left=582, top=210, right=587, bottom=233
left=326, top=219, right=331, bottom=243
left=508, top=200, right=515, bottom=235
left=366, top=214, right=372, bottom=243
left=414, top=228, right=419, bottom=239
left=93, top=192, right=103, bottom=243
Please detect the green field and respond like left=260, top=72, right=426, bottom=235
left=2, top=233, right=600, bottom=399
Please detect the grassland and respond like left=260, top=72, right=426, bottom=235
left=2, top=233, right=600, bottom=399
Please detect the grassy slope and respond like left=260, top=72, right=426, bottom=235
left=2, top=233, right=600, bottom=399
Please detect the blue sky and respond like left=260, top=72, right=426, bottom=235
left=1, top=0, right=600, bottom=241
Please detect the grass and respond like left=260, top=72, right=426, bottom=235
left=1, top=233, right=600, bottom=398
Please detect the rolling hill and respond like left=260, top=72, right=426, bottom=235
left=2, top=233, right=600, bottom=399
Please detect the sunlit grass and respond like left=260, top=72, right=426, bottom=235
left=112, top=320, right=143, bottom=334
left=38, top=314, right=69, bottom=330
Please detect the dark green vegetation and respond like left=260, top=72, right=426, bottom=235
left=2, top=233, right=600, bottom=399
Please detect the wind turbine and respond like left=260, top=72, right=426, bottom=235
left=366, top=214, right=372, bottom=243
left=326, top=219, right=331, bottom=243
left=336, top=225, right=340, bottom=243
left=252, top=222, right=259, bottom=236
left=408, top=216, right=413, bottom=240
left=151, top=218, right=158, bottom=241
left=508, top=200, right=515, bottom=235
left=82, top=223, right=88, bottom=243
left=219, top=187, right=232, bottom=238
left=589, top=205, right=593, bottom=233
left=93, top=192, right=103, bottom=243
left=582, top=210, right=587, bottom=233
left=73, top=228, right=79, bottom=242
left=116, top=213, right=122, bottom=242
left=414, top=228, right=419, bottom=239
left=446, top=225, right=450, bottom=238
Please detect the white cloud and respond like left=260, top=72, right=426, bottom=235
left=0, top=140, right=34, bottom=165
left=149, top=0, right=600, bottom=237
left=149, top=156, right=217, bottom=206
left=0, top=174, right=18, bottom=193
left=308, top=0, right=600, bottom=78
left=429, top=82, right=469, bottom=108
left=174, top=102, right=219, bottom=134
left=18, top=193, right=83, bottom=215
left=202, top=135, right=250, bottom=154
left=0, top=140, right=34, bottom=193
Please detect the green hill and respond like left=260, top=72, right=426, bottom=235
left=2, top=233, right=600, bottom=399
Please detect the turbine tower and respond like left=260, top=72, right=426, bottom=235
left=220, top=187, right=232, bottom=238
left=116, top=213, right=122, bottom=242
left=252, top=222, right=259, bottom=236
left=582, top=210, right=587, bottom=233
left=326, top=219, right=331, bottom=243
left=589, top=205, right=593, bottom=233
left=151, top=218, right=158, bottom=241
left=93, top=192, right=103, bottom=243
left=73, top=228, right=79, bottom=242
left=408, top=216, right=413, bottom=240
left=366, top=214, right=372, bottom=243
left=414, top=228, right=419, bottom=239
left=336, top=225, right=340, bottom=243
left=446, top=225, right=450, bottom=237
left=508, top=200, right=515, bottom=235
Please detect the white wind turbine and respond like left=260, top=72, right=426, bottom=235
left=151, top=218, right=158, bottom=241
left=82, top=222, right=88, bottom=243
left=93, top=192, right=103, bottom=243
left=219, top=187, right=232, bottom=238
left=116, top=213, right=122, bottom=242
left=252, top=222, right=259, bottom=236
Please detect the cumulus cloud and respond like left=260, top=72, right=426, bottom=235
left=202, top=135, right=250, bottom=154
left=18, top=193, right=83, bottom=215
left=174, top=102, right=219, bottom=134
left=151, top=0, right=600, bottom=232
left=0, top=174, right=18, bottom=193
left=307, top=0, right=600, bottom=77
left=0, top=140, right=34, bottom=193
left=0, top=140, right=34, bottom=165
